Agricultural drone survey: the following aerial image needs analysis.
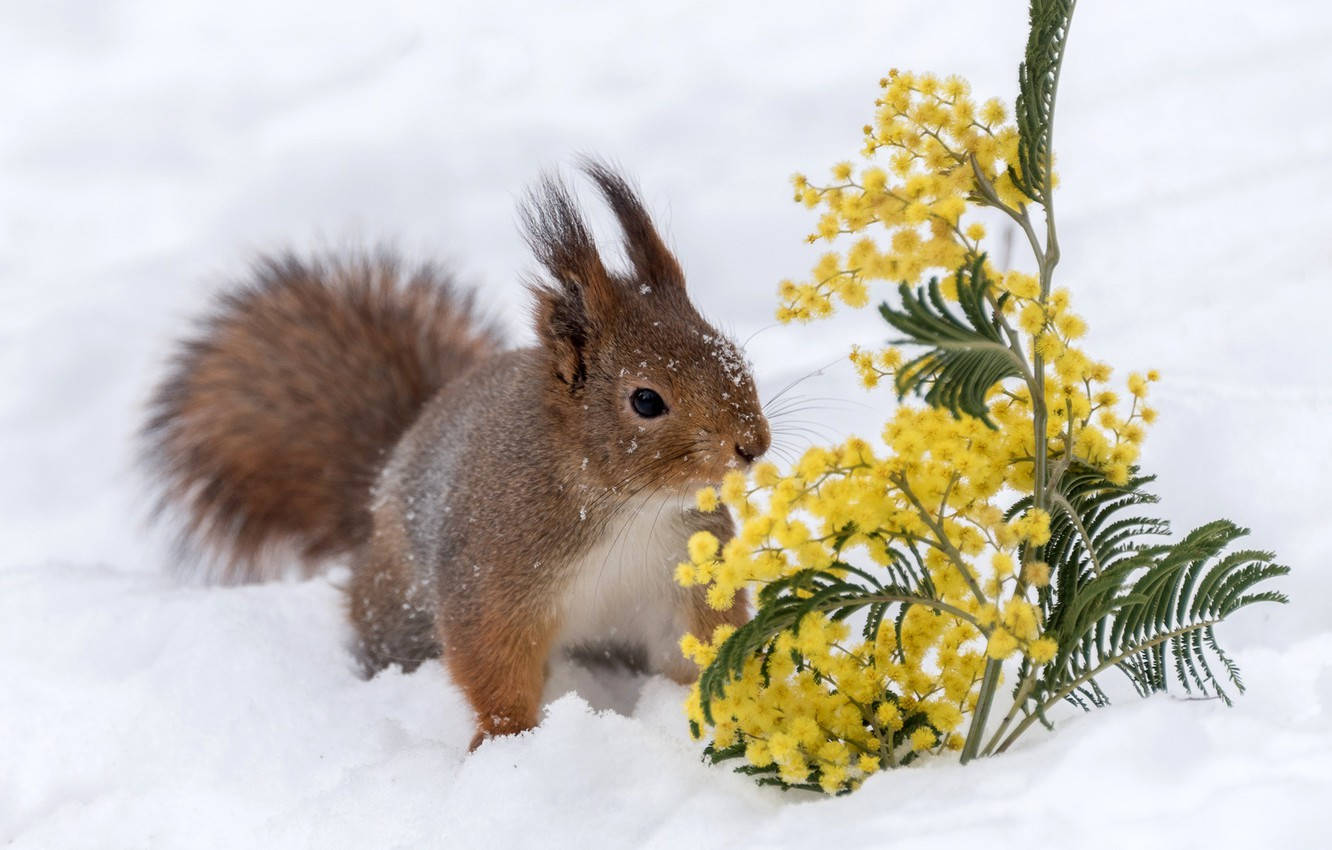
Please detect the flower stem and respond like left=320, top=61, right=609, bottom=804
left=980, top=662, right=1038, bottom=756
left=959, top=657, right=1002, bottom=763
left=993, top=619, right=1222, bottom=754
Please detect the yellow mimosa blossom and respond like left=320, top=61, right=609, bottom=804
left=695, top=486, right=719, bottom=513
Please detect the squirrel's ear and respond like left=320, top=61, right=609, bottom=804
left=580, top=159, right=685, bottom=292
left=521, top=175, right=616, bottom=388
left=529, top=282, right=590, bottom=388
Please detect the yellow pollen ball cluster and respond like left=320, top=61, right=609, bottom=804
left=778, top=70, right=1036, bottom=324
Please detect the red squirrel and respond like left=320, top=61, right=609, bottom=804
left=143, top=162, right=770, bottom=748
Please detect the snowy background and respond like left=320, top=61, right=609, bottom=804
left=2, top=1, right=1330, bottom=847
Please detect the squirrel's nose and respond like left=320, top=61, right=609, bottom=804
left=733, top=422, right=771, bottom=465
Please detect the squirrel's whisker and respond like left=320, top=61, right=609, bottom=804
left=741, top=322, right=781, bottom=349
left=763, top=395, right=874, bottom=418
left=760, top=355, right=846, bottom=413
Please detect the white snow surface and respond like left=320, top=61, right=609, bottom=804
left=3, top=1, right=1331, bottom=847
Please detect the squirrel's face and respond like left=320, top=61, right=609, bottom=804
left=524, top=162, right=770, bottom=495
left=584, top=289, right=769, bottom=491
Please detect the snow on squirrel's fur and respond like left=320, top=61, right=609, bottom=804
left=2, top=0, right=1330, bottom=847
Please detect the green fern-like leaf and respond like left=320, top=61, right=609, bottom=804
left=696, top=544, right=938, bottom=724
left=878, top=255, right=1023, bottom=427
left=1013, top=0, right=1076, bottom=202
left=1019, top=469, right=1288, bottom=713
left=700, top=571, right=880, bottom=722
left=1022, top=466, right=1168, bottom=635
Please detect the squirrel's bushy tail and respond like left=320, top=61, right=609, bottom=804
left=143, top=252, right=501, bottom=582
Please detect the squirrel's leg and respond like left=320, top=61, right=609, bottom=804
left=442, top=611, right=558, bottom=751
left=656, top=586, right=751, bottom=685
left=347, top=540, right=441, bottom=677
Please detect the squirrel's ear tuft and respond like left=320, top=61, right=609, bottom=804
left=520, top=174, right=618, bottom=320
left=580, top=158, right=685, bottom=292
left=521, top=175, right=616, bottom=389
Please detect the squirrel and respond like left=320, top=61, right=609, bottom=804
left=142, top=161, right=770, bottom=749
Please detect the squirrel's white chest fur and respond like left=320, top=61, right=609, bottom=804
left=553, top=493, right=693, bottom=671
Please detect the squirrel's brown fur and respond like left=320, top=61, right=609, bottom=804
left=144, top=162, right=769, bottom=748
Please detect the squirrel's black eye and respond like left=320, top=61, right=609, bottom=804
left=630, top=388, right=667, bottom=418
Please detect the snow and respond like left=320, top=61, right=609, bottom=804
left=2, top=0, right=1330, bottom=846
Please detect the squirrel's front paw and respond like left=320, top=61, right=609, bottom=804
left=468, top=711, right=537, bottom=752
